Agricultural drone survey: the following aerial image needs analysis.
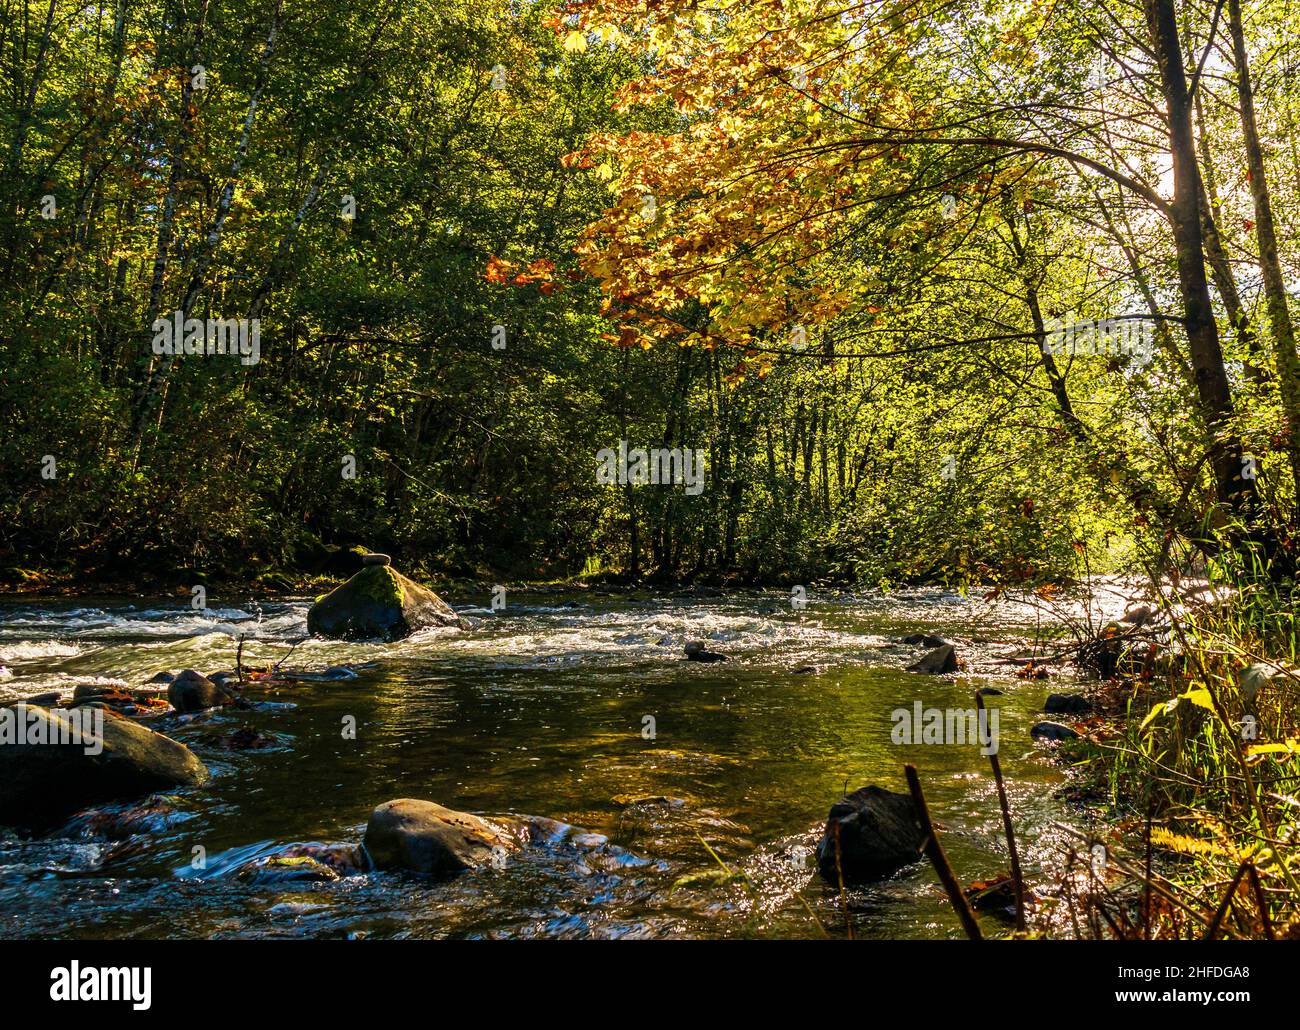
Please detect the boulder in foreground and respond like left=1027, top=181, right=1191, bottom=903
left=363, top=798, right=517, bottom=878
left=307, top=563, right=464, bottom=641
left=816, top=785, right=926, bottom=883
left=0, top=704, right=210, bottom=827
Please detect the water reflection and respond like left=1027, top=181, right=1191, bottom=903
left=0, top=589, right=1095, bottom=939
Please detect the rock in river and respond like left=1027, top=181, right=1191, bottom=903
left=168, top=669, right=236, bottom=713
left=1043, top=692, right=1092, bottom=715
left=1031, top=720, right=1081, bottom=742
left=903, top=633, right=950, bottom=648
left=816, top=785, right=926, bottom=883
left=0, top=703, right=210, bottom=827
left=236, top=854, right=341, bottom=886
left=906, top=643, right=958, bottom=674
left=684, top=641, right=729, bottom=663
left=363, top=798, right=517, bottom=878
left=307, top=565, right=463, bottom=641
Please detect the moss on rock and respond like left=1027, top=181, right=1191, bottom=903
left=350, top=565, right=405, bottom=607
left=306, top=564, right=461, bottom=641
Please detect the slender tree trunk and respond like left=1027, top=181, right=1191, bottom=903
left=129, top=0, right=211, bottom=456
left=132, top=0, right=282, bottom=459
left=2, top=0, right=58, bottom=275
left=1193, top=89, right=1264, bottom=380
left=1227, top=0, right=1300, bottom=505
left=1144, top=0, right=1261, bottom=525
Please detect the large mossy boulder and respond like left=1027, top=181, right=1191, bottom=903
left=0, top=704, right=210, bottom=827
left=815, top=785, right=926, bottom=884
left=306, top=564, right=463, bottom=641
left=363, top=798, right=517, bottom=878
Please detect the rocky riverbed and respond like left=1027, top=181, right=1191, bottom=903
left=0, top=585, right=1130, bottom=939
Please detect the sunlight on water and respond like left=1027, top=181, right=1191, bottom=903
left=0, top=588, right=1102, bottom=939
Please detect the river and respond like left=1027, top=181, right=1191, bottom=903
left=0, top=586, right=1119, bottom=939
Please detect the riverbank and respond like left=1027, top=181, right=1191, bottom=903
left=948, top=573, right=1300, bottom=940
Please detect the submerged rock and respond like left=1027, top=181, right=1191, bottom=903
left=0, top=704, right=210, bottom=827
left=71, top=682, right=126, bottom=703
left=168, top=669, right=236, bottom=713
left=307, top=565, right=463, bottom=641
left=61, top=796, right=188, bottom=839
left=816, top=785, right=925, bottom=883
left=684, top=641, right=729, bottom=663
left=906, top=643, right=958, bottom=674
left=363, top=798, right=517, bottom=878
left=1043, top=693, right=1092, bottom=715
left=204, top=725, right=279, bottom=751
left=1031, top=720, right=1080, bottom=742
left=237, top=854, right=341, bottom=886
left=69, top=684, right=170, bottom=718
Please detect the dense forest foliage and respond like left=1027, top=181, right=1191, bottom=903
left=3, top=0, right=1298, bottom=589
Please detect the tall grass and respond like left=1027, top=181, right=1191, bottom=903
left=1090, top=552, right=1300, bottom=938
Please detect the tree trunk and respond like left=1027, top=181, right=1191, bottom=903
left=1144, top=0, right=1261, bottom=526
left=1227, top=0, right=1300, bottom=506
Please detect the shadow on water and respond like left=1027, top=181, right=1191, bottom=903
left=0, top=588, right=1100, bottom=939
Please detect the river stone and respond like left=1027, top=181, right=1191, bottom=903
left=1044, top=692, right=1092, bottom=715
left=364, top=798, right=516, bottom=878
left=684, top=641, right=729, bottom=662
left=72, top=683, right=115, bottom=703
left=362, top=552, right=392, bottom=567
left=168, top=669, right=234, bottom=713
left=307, top=565, right=463, bottom=641
left=903, top=633, right=950, bottom=648
left=1031, top=720, right=1080, bottom=742
left=907, top=643, right=958, bottom=674
left=0, top=704, right=210, bottom=827
left=816, top=786, right=926, bottom=883
left=237, top=854, right=341, bottom=886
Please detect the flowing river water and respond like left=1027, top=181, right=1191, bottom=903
left=0, top=586, right=1127, bottom=939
